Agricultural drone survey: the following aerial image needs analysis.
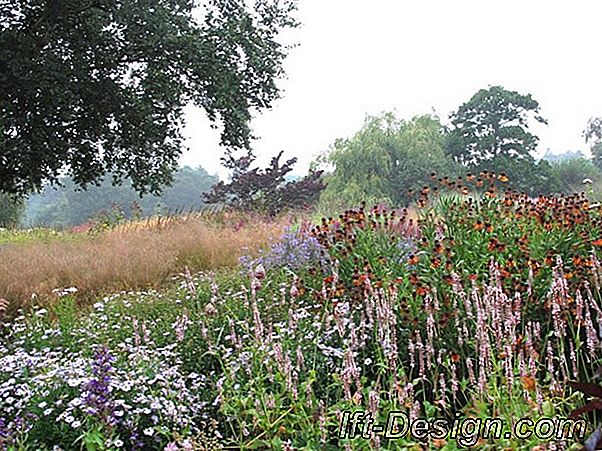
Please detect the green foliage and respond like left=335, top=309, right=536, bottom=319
left=24, top=165, right=218, bottom=227
left=585, top=117, right=602, bottom=144
left=445, top=86, right=547, bottom=166
left=4, top=186, right=602, bottom=448
left=444, top=86, right=564, bottom=195
left=593, top=142, right=602, bottom=171
left=0, top=0, right=298, bottom=196
left=0, top=227, right=67, bottom=245
left=0, top=193, right=25, bottom=228
left=317, top=113, right=460, bottom=211
left=549, top=158, right=602, bottom=193
left=475, top=155, right=564, bottom=195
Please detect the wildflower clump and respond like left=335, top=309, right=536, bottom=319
left=2, top=172, right=602, bottom=449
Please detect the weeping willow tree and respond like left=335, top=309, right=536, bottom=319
left=315, top=112, right=460, bottom=212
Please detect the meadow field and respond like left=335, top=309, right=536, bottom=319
left=1, top=174, right=602, bottom=450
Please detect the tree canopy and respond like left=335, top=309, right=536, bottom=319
left=204, top=150, right=324, bottom=216
left=0, top=0, right=298, bottom=196
left=444, top=86, right=564, bottom=195
left=316, top=113, right=460, bottom=210
left=445, top=85, right=547, bottom=166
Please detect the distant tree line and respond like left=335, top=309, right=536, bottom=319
left=23, top=166, right=218, bottom=227
left=3, top=84, right=602, bottom=228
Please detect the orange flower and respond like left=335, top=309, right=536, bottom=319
left=451, top=352, right=461, bottom=363
left=592, top=238, right=602, bottom=247
left=473, top=221, right=484, bottom=231
left=408, top=254, right=419, bottom=265
left=416, top=286, right=429, bottom=296
left=498, top=173, right=509, bottom=182
left=522, top=375, right=536, bottom=392
left=432, top=438, right=447, bottom=448
left=409, top=272, right=420, bottom=285
left=527, top=259, right=540, bottom=270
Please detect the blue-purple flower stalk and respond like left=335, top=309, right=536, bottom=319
left=85, top=345, right=117, bottom=427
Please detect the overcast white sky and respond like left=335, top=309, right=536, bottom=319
left=181, top=0, right=602, bottom=179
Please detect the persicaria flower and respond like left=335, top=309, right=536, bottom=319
left=254, top=264, right=266, bottom=280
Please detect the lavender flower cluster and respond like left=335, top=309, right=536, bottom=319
left=240, top=228, right=326, bottom=274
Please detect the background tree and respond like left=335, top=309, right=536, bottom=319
left=0, top=194, right=24, bottom=228
left=204, top=151, right=324, bottom=216
left=1, top=0, right=298, bottom=196
left=548, top=157, right=602, bottom=193
left=446, top=86, right=547, bottom=165
left=445, top=86, right=559, bottom=195
left=391, top=115, right=462, bottom=204
left=316, top=112, right=460, bottom=211
left=585, top=117, right=602, bottom=170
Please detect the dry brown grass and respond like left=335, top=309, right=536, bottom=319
left=0, top=213, right=288, bottom=314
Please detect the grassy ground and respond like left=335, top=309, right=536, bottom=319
left=0, top=211, right=288, bottom=316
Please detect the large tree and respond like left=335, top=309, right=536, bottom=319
left=444, top=86, right=563, bottom=195
left=0, top=0, right=298, bottom=196
left=445, top=85, right=547, bottom=166
left=316, top=113, right=460, bottom=210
